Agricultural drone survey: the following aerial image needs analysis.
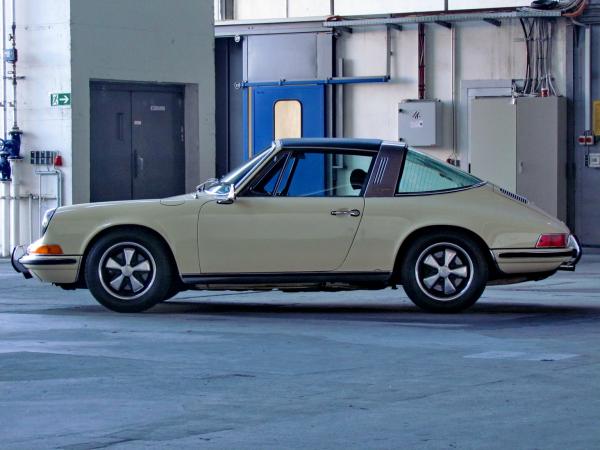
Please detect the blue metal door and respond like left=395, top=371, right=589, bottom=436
left=248, top=84, right=326, bottom=192
left=249, top=84, right=325, bottom=155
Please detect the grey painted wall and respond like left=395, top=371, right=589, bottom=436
left=70, top=0, right=215, bottom=204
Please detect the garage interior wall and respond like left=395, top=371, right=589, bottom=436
left=215, top=0, right=533, bottom=21
left=216, top=19, right=567, bottom=165
left=0, top=0, right=215, bottom=253
left=0, top=0, right=71, bottom=253
left=70, top=0, right=215, bottom=205
left=337, top=20, right=567, bottom=162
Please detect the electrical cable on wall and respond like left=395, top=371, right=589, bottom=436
left=517, top=0, right=587, bottom=97
left=518, top=17, right=559, bottom=96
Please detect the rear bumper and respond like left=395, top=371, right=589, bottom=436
left=492, top=235, right=582, bottom=274
left=558, top=235, right=582, bottom=271
left=11, top=245, right=81, bottom=283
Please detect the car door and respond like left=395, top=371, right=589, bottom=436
left=197, top=148, right=376, bottom=274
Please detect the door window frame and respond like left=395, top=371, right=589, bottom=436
left=239, top=147, right=378, bottom=198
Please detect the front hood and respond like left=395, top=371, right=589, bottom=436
left=57, top=192, right=211, bottom=213
left=160, top=193, right=198, bottom=206
left=56, top=198, right=163, bottom=214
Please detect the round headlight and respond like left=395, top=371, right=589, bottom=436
left=41, top=208, right=56, bottom=235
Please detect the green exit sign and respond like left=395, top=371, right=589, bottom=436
left=50, top=92, right=71, bottom=107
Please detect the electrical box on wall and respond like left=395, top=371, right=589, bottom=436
left=586, top=153, right=600, bottom=168
left=398, top=99, right=442, bottom=147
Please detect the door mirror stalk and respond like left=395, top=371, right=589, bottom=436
left=217, top=183, right=236, bottom=205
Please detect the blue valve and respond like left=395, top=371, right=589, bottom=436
left=0, top=130, right=24, bottom=181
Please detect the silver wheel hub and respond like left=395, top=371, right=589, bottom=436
left=98, top=242, right=156, bottom=301
left=415, top=242, right=474, bottom=302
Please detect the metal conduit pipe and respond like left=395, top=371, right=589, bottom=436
left=9, top=0, right=17, bottom=130
left=2, top=0, right=7, bottom=138
left=9, top=157, right=19, bottom=248
left=36, top=168, right=63, bottom=233
left=1, top=180, right=8, bottom=256
left=584, top=25, right=592, bottom=133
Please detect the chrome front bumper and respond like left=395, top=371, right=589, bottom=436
left=11, top=245, right=80, bottom=281
left=558, top=235, right=582, bottom=271
left=11, top=245, right=32, bottom=279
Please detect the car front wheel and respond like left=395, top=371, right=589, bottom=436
left=85, top=231, right=175, bottom=313
left=400, top=232, right=489, bottom=313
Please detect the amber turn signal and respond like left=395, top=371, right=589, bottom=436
left=536, top=234, right=568, bottom=249
left=28, top=244, right=64, bottom=255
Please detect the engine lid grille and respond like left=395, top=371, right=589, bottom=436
left=497, top=186, right=528, bottom=204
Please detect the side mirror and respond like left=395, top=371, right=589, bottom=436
left=196, top=177, right=219, bottom=193
left=217, top=183, right=236, bottom=204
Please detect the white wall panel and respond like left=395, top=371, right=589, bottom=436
left=288, top=0, right=331, bottom=17
left=2, top=0, right=71, bottom=247
left=335, top=0, right=445, bottom=15
left=449, top=0, right=532, bottom=9
left=230, top=0, right=536, bottom=19
left=234, top=0, right=286, bottom=19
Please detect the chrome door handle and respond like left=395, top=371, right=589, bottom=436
left=331, top=209, right=361, bottom=217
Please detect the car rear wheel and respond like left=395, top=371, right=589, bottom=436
left=400, top=232, right=488, bottom=313
left=85, top=231, right=175, bottom=313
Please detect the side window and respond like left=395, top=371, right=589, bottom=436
left=277, top=150, right=375, bottom=197
left=397, top=150, right=481, bottom=194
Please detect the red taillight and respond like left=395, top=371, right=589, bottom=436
left=536, top=234, right=568, bottom=248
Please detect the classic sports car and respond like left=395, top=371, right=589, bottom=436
left=12, top=138, right=580, bottom=313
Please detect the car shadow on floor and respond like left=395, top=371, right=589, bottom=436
left=141, top=299, right=600, bottom=324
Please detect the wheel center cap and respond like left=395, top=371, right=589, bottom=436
left=438, top=266, right=451, bottom=278
left=122, top=266, right=133, bottom=277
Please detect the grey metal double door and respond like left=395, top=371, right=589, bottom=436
left=91, top=83, right=185, bottom=202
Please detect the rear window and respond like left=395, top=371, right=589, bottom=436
left=397, top=150, right=481, bottom=194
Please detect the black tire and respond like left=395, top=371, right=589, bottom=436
left=84, top=230, right=175, bottom=313
left=400, top=231, right=489, bottom=313
left=161, top=284, right=182, bottom=302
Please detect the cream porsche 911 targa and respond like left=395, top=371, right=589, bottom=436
left=12, top=138, right=580, bottom=313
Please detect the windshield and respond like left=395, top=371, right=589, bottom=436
left=201, top=145, right=275, bottom=195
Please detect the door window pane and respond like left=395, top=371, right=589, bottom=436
left=278, top=151, right=375, bottom=197
left=397, top=150, right=481, bottom=194
left=274, top=100, right=302, bottom=140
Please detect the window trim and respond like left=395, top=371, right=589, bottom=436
left=394, top=181, right=488, bottom=197
left=238, top=151, right=291, bottom=197
left=241, top=146, right=378, bottom=198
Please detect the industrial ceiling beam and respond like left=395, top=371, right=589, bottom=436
left=322, top=9, right=563, bottom=29
left=484, top=18, right=502, bottom=27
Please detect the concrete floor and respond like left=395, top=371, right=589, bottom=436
left=1, top=257, right=600, bottom=450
